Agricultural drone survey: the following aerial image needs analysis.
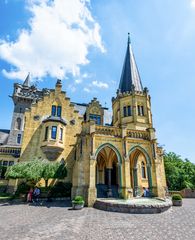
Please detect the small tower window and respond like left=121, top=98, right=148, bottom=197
left=17, top=134, right=22, bottom=144
left=51, top=105, right=57, bottom=116
left=123, top=106, right=127, bottom=117
left=138, top=105, right=144, bottom=116
left=127, top=106, right=132, bottom=116
left=44, top=126, right=49, bottom=140
left=141, top=161, right=146, bottom=179
left=16, top=118, right=22, bottom=130
left=51, top=126, right=57, bottom=139
left=57, top=106, right=62, bottom=117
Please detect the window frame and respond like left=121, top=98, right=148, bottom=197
left=17, top=134, right=22, bottom=144
left=51, top=105, right=57, bottom=116
left=51, top=126, right=57, bottom=139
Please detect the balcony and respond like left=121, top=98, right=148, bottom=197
left=95, top=125, right=150, bottom=140
left=41, top=140, right=64, bottom=160
left=0, top=147, right=21, bottom=158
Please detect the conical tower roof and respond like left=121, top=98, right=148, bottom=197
left=118, top=34, right=143, bottom=93
left=23, top=73, right=30, bottom=87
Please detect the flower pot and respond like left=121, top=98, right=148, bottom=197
left=72, top=202, right=84, bottom=210
left=172, top=200, right=182, bottom=206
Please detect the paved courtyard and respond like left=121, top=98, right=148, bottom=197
left=0, top=199, right=195, bottom=240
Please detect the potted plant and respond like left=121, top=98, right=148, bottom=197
left=72, top=196, right=85, bottom=210
left=172, top=194, right=182, bottom=206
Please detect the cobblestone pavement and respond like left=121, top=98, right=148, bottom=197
left=0, top=199, right=195, bottom=240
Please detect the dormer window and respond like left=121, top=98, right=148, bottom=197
left=51, top=105, right=62, bottom=117
left=57, top=106, right=62, bottom=117
left=89, top=114, right=101, bottom=125
left=51, top=105, right=56, bottom=116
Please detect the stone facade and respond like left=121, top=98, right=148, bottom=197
left=0, top=37, right=166, bottom=206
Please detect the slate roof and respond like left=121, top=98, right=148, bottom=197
left=118, top=34, right=143, bottom=93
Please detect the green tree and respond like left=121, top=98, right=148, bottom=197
left=164, top=152, right=195, bottom=190
left=5, top=160, right=67, bottom=186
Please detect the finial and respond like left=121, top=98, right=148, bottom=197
left=128, top=32, right=131, bottom=44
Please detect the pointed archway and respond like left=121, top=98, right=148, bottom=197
left=95, top=143, right=122, bottom=198
left=128, top=146, right=152, bottom=197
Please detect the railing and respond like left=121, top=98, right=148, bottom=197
left=95, top=126, right=122, bottom=137
left=0, top=147, right=21, bottom=157
left=95, top=126, right=150, bottom=140
left=126, top=129, right=150, bottom=140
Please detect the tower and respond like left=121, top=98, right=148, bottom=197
left=112, top=34, right=153, bottom=131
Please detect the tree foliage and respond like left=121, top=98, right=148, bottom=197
left=164, top=152, right=195, bottom=190
left=5, top=160, right=67, bottom=186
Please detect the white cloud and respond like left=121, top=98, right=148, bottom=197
left=0, top=0, right=105, bottom=81
left=84, top=87, right=90, bottom=92
left=191, top=0, right=195, bottom=8
left=92, top=80, right=109, bottom=89
left=75, top=79, right=82, bottom=84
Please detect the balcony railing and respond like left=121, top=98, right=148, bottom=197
left=126, top=129, right=150, bottom=140
left=95, top=125, right=150, bottom=140
left=0, top=147, right=21, bottom=157
left=95, top=126, right=122, bottom=137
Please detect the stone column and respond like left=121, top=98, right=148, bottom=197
left=133, top=167, right=138, bottom=196
left=107, top=168, right=112, bottom=197
left=87, top=155, right=97, bottom=206
left=123, top=157, right=132, bottom=199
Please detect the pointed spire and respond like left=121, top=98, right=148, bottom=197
left=118, top=34, right=143, bottom=93
left=23, top=73, right=30, bottom=87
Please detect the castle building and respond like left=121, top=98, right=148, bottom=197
left=0, top=35, right=166, bottom=206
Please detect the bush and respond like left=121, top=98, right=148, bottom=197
left=15, top=182, right=33, bottom=196
left=72, top=195, right=84, bottom=204
left=49, top=182, right=72, bottom=198
left=172, top=194, right=182, bottom=201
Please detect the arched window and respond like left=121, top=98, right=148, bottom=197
left=141, top=161, right=146, bottom=179
left=16, top=118, right=22, bottom=130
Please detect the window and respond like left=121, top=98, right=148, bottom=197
left=51, top=105, right=57, bottom=116
left=141, top=106, right=144, bottom=116
left=51, top=105, right=62, bottom=117
left=3, top=161, right=8, bottom=166
left=60, top=128, right=63, bottom=141
left=16, top=118, right=22, bottom=130
left=127, top=106, right=132, bottom=116
left=51, top=126, right=57, bottom=139
left=44, top=126, right=49, bottom=140
left=9, top=161, right=14, bottom=166
left=89, top=114, right=101, bottom=125
left=138, top=105, right=144, bottom=116
left=123, top=106, right=127, bottom=117
left=141, top=162, right=146, bottom=179
left=17, top=134, right=22, bottom=144
left=57, top=106, right=62, bottom=117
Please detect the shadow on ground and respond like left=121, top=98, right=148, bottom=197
left=0, top=199, right=72, bottom=208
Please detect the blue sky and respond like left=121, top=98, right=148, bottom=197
left=0, top=0, right=195, bottom=162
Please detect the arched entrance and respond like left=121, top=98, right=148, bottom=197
left=129, top=146, right=152, bottom=197
left=95, top=144, right=122, bottom=198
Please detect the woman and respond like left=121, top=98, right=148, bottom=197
left=27, top=188, right=33, bottom=202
